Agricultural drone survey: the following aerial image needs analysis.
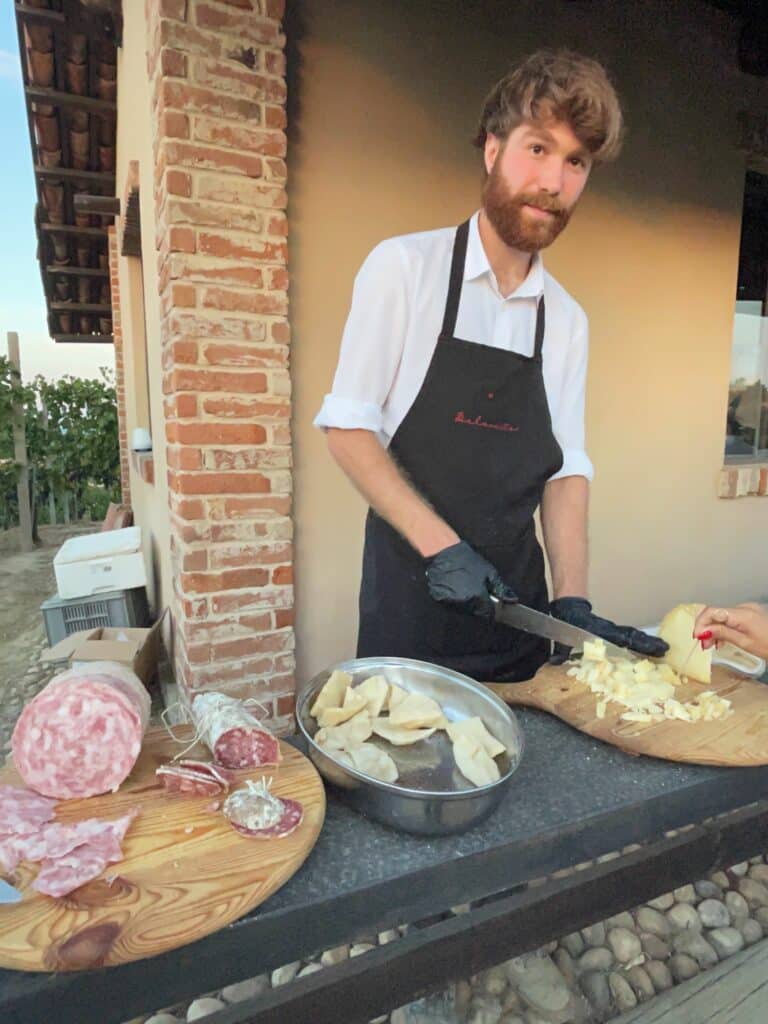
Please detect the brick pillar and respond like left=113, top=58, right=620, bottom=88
left=145, top=0, right=294, bottom=729
left=108, top=225, right=131, bottom=506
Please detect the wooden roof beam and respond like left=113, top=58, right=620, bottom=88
left=46, top=266, right=109, bottom=278
left=15, top=4, right=65, bottom=26
left=25, top=85, right=116, bottom=115
left=36, top=166, right=115, bottom=187
left=39, top=223, right=109, bottom=238
left=73, top=194, right=120, bottom=217
left=50, top=302, right=112, bottom=314
left=52, top=334, right=114, bottom=344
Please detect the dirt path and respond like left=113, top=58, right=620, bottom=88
left=0, top=522, right=94, bottom=750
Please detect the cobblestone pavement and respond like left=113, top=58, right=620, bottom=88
left=0, top=523, right=94, bottom=759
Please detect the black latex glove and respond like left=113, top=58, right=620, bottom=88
left=549, top=596, right=670, bottom=664
left=425, top=540, right=518, bottom=621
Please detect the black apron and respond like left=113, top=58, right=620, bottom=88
left=357, top=219, right=564, bottom=682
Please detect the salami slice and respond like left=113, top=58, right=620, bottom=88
left=32, top=842, right=120, bottom=898
left=9, top=810, right=137, bottom=863
left=191, top=693, right=281, bottom=769
left=0, top=839, right=22, bottom=874
left=156, top=765, right=223, bottom=796
left=12, top=666, right=150, bottom=799
left=223, top=779, right=303, bottom=840
left=229, top=799, right=303, bottom=840
left=0, top=785, right=57, bottom=835
left=177, top=760, right=235, bottom=789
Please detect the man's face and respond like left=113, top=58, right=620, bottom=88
left=482, top=119, right=592, bottom=253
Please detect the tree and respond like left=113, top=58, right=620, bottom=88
left=0, top=361, right=120, bottom=531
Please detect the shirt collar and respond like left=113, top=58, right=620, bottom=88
left=465, top=210, right=545, bottom=300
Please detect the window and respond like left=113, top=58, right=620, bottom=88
left=725, top=170, right=768, bottom=461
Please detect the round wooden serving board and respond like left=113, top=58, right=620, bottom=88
left=488, top=663, right=768, bottom=767
left=0, top=725, right=325, bottom=972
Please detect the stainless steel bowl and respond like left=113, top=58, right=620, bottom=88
left=297, top=656, right=525, bottom=836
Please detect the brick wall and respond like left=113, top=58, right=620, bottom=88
left=144, top=0, right=294, bottom=728
left=108, top=225, right=131, bottom=506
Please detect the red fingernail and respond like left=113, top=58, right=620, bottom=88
left=696, top=631, right=713, bottom=641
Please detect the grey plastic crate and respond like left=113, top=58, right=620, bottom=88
left=41, top=587, right=150, bottom=646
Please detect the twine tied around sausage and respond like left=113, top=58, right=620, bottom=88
left=161, top=692, right=271, bottom=761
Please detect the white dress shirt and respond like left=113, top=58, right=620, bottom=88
left=314, top=211, right=593, bottom=481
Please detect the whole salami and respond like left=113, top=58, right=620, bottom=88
left=12, top=662, right=150, bottom=799
left=190, top=693, right=281, bottom=769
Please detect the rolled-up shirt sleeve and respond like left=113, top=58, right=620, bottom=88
left=549, top=306, right=594, bottom=481
left=314, top=239, right=409, bottom=438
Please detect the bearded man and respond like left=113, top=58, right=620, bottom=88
left=314, top=50, right=667, bottom=681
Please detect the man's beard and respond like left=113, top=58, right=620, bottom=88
left=482, top=162, right=572, bottom=253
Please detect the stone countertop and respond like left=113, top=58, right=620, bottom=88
left=4, top=706, right=768, bottom=1024
left=260, top=706, right=768, bottom=916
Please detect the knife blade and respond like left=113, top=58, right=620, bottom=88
left=0, top=879, right=23, bottom=904
left=491, top=598, right=628, bottom=658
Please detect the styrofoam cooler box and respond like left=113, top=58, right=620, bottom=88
left=54, top=526, right=147, bottom=599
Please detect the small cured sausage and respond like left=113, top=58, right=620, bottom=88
left=223, top=778, right=303, bottom=840
left=156, top=765, right=223, bottom=796
left=191, top=693, right=281, bottom=770
left=11, top=664, right=150, bottom=799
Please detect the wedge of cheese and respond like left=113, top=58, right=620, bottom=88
left=315, top=712, right=373, bottom=751
left=347, top=743, right=399, bottom=784
left=317, top=686, right=367, bottom=727
left=354, top=674, right=389, bottom=718
left=446, top=717, right=506, bottom=759
left=385, top=683, right=409, bottom=712
left=310, top=670, right=352, bottom=717
left=389, top=692, right=444, bottom=730
left=371, top=718, right=436, bottom=745
left=659, top=603, right=712, bottom=684
left=452, top=735, right=500, bottom=788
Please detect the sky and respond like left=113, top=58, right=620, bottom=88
left=0, top=5, right=114, bottom=383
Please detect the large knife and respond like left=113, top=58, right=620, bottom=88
left=491, top=597, right=628, bottom=658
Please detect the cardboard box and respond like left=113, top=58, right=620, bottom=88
left=41, top=617, right=163, bottom=686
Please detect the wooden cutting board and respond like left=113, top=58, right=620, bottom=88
left=488, top=663, right=768, bottom=768
left=0, top=725, right=325, bottom=972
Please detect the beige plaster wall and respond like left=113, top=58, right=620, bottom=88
left=115, top=2, right=172, bottom=626
left=289, top=0, right=768, bottom=686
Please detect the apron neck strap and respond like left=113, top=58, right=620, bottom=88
left=533, top=295, right=546, bottom=359
left=440, top=219, right=547, bottom=358
left=439, top=219, right=470, bottom=339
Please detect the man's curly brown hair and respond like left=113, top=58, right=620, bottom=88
left=475, top=50, right=625, bottom=165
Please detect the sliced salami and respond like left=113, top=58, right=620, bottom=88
left=156, top=764, right=223, bottom=796
left=8, top=809, right=140, bottom=899
left=12, top=665, right=150, bottom=799
left=223, top=779, right=303, bottom=840
left=176, top=759, right=235, bottom=789
left=229, top=799, right=303, bottom=840
left=0, top=785, right=57, bottom=836
left=32, top=842, right=120, bottom=899
left=9, top=810, right=137, bottom=863
left=0, top=839, right=22, bottom=874
left=191, top=693, right=281, bottom=769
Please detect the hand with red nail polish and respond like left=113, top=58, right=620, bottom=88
left=693, top=604, right=768, bottom=660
